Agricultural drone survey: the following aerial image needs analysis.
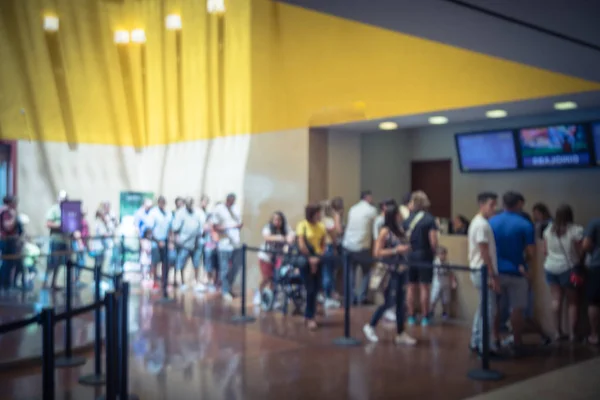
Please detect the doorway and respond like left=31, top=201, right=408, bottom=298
left=411, top=159, right=451, bottom=219
left=0, top=142, right=16, bottom=199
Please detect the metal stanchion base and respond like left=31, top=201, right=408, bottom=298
left=97, top=394, right=139, bottom=400
left=78, top=373, right=106, bottom=386
left=155, top=296, right=176, bottom=305
left=467, top=368, right=504, bottom=381
left=332, top=336, right=362, bottom=347
left=231, top=315, right=256, bottom=324
left=55, top=355, right=87, bottom=368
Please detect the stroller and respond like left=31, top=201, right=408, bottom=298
left=261, top=245, right=306, bottom=315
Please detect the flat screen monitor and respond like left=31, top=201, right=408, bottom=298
left=592, top=122, right=600, bottom=166
left=518, top=124, right=591, bottom=168
left=456, top=130, right=519, bottom=172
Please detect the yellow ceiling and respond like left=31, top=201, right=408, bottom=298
left=250, top=0, right=600, bottom=134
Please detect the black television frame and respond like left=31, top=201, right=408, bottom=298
left=515, top=121, right=594, bottom=171
left=589, top=121, right=600, bottom=167
left=454, top=129, right=520, bottom=173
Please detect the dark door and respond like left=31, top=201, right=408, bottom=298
left=411, top=160, right=452, bottom=219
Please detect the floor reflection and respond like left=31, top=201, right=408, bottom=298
left=1, top=288, right=599, bottom=399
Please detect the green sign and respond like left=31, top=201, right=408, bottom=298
left=119, top=191, right=154, bottom=221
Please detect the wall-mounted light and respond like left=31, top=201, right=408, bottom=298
left=43, top=16, right=59, bottom=32
left=554, top=101, right=577, bottom=111
left=378, top=121, right=398, bottom=131
left=131, top=29, right=146, bottom=44
left=165, top=14, right=182, bottom=30
left=114, top=30, right=130, bottom=44
left=428, top=116, right=449, bottom=125
left=207, top=0, right=226, bottom=14
left=485, top=109, right=507, bottom=119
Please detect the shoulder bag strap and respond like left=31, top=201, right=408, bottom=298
left=406, top=211, right=425, bottom=239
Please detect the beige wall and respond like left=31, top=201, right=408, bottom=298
left=17, top=129, right=309, bottom=287
left=360, top=130, right=411, bottom=203
left=327, top=130, right=362, bottom=205
left=359, top=109, right=600, bottom=225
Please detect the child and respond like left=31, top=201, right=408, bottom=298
left=430, top=246, right=456, bottom=320
left=72, top=230, right=87, bottom=286
left=140, top=228, right=153, bottom=286
left=21, top=236, right=40, bottom=290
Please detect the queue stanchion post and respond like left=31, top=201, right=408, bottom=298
left=156, top=243, right=175, bottom=304
left=118, top=282, right=139, bottom=400
left=99, top=290, right=118, bottom=400
left=55, top=260, right=86, bottom=368
left=79, top=260, right=106, bottom=386
left=232, top=244, right=256, bottom=323
left=41, top=307, right=56, bottom=400
left=468, top=267, right=504, bottom=381
left=333, top=251, right=361, bottom=346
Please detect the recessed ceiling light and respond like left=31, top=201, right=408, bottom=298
left=428, top=116, right=448, bottom=125
left=486, top=109, right=507, bottom=119
left=43, top=16, right=59, bottom=32
left=554, top=101, right=577, bottom=111
left=378, top=121, right=398, bottom=130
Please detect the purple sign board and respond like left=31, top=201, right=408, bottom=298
left=60, top=200, right=82, bottom=235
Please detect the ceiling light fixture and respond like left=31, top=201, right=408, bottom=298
left=485, top=109, right=507, bottom=119
left=166, top=14, right=182, bottom=30
left=554, top=101, right=577, bottom=111
left=130, top=29, right=146, bottom=43
left=378, top=121, right=398, bottom=131
left=207, top=0, right=226, bottom=14
left=43, top=16, right=59, bottom=32
left=113, top=30, right=130, bottom=44
left=428, top=116, right=448, bottom=125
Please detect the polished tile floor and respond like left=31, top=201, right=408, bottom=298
left=0, top=288, right=599, bottom=400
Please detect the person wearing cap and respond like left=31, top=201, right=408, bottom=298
left=44, top=191, right=68, bottom=290
left=211, top=193, right=243, bottom=302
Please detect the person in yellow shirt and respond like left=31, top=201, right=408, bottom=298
left=296, top=204, right=327, bottom=330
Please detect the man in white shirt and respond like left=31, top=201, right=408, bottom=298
left=468, top=192, right=500, bottom=355
left=149, top=196, right=173, bottom=296
left=342, top=190, right=377, bottom=305
left=212, top=193, right=243, bottom=301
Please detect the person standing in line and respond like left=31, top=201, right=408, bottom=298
left=296, top=204, right=327, bottom=330
left=149, top=196, right=173, bottom=295
left=468, top=192, right=501, bottom=356
left=197, top=195, right=217, bottom=292
left=134, top=199, right=154, bottom=238
left=256, top=211, right=293, bottom=306
left=373, top=199, right=399, bottom=322
left=582, top=217, right=600, bottom=345
left=44, top=190, right=68, bottom=290
left=489, top=191, right=536, bottom=356
left=363, top=204, right=415, bottom=345
left=173, top=197, right=204, bottom=291
left=403, top=191, right=438, bottom=327
left=342, top=190, right=378, bottom=305
left=543, top=204, right=583, bottom=342
left=429, top=246, right=456, bottom=320
left=320, top=201, right=342, bottom=309
left=532, top=202, right=552, bottom=239
left=212, top=193, right=243, bottom=302
left=0, top=196, right=22, bottom=292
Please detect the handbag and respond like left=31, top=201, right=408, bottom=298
left=556, top=230, right=585, bottom=288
